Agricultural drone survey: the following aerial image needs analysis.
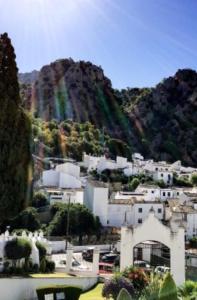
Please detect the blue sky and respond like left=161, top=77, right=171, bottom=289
left=0, top=0, right=197, bottom=88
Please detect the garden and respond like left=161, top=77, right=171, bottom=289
left=79, top=266, right=197, bottom=300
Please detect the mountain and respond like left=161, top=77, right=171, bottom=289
left=18, top=70, right=39, bottom=84
left=119, top=69, right=197, bottom=165
left=19, top=60, right=197, bottom=166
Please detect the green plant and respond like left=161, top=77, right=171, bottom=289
left=178, top=281, right=197, bottom=299
left=5, top=238, right=32, bottom=261
left=122, top=266, right=149, bottom=294
left=102, top=275, right=135, bottom=300
left=39, top=258, right=46, bottom=273
left=158, top=273, right=178, bottom=300
left=32, top=192, right=48, bottom=208
left=117, top=288, right=133, bottom=300
left=45, top=259, right=55, bottom=272
left=36, top=241, right=47, bottom=260
left=140, top=273, right=162, bottom=300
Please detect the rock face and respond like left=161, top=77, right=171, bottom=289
left=19, top=61, right=197, bottom=166
left=19, top=59, right=131, bottom=143
left=121, top=69, right=197, bottom=166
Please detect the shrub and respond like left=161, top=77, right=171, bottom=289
left=10, top=207, right=41, bottom=232
left=122, top=266, right=149, bottom=294
left=39, top=258, right=46, bottom=273
left=178, top=280, right=197, bottom=299
left=158, top=273, right=178, bottom=300
left=140, top=273, right=162, bottom=300
left=5, top=238, right=32, bottom=261
left=128, top=178, right=140, bottom=191
left=36, top=285, right=82, bottom=300
left=45, top=259, right=55, bottom=272
left=32, top=192, right=48, bottom=208
left=189, top=237, right=197, bottom=248
left=102, top=275, right=135, bottom=300
left=36, top=241, right=47, bottom=260
left=191, top=173, right=197, bottom=186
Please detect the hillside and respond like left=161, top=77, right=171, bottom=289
left=19, top=61, right=197, bottom=166
left=19, top=59, right=132, bottom=143
left=119, top=69, right=197, bottom=165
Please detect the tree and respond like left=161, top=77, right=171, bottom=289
left=128, top=178, right=140, bottom=191
left=0, top=33, right=32, bottom=221
left=32, top=192, right=48, bottom=208
left=10, top=207, right=41, bottom=232
left=47, top=203, right=101, bottom=244
left=5, top=238, right=32, bottom=264
left=191, top=173, right=197, bottom=186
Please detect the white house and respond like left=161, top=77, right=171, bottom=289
left=45, top=188, right=84, bottom=205
left=84, top=180, right=109, bottom=226
left=56, top=162, right=80, bottom=178
left=42, top=162, right=82, bottom=189
left=107, top=195, right=164, bottom=228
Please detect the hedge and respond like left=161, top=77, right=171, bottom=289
left=5, top=238, right=32, bottom=260
left=36, top=285, right=82, bottom=300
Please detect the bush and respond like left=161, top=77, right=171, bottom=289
left=10, top=207, right=41, bottom=232
left=128, top=178, right=140, bottom=191
left=5, top=238, right=32, bottom=261
left=36, top=285, right=82, bottom=300
left=45, top=259, right=55, bottom=272
left=140, top=273, right=162, bottom=300
left=39, top=258, right=46, bottom=273
left=32, top=192, right=48, bottom=208
left=102, top=275, right=135, bottom=300
left=36, top=241, right=47, bottom=260
left=189, top=237, right=197, bottom=248
left=178, top=280, right=197, bottom=299
left=122, top=266, right=149, bottom=294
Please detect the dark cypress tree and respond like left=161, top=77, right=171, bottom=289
left=0, top=33, right=32, bottom=221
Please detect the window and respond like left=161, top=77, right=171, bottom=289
left=161, top=173, right=164, bottom=177
left=151, top=190, right=154, bottom=194
left=158, top=208, right=162, bottom=213
left=107, top=220, right=109, bottom=225
left=177, top=192, right=179, bottom=196
left=138, top=218, right=142, bottom=224
left=138, top=208, right=143, bottom=213
left=155, top=167, right=158, bottom=171
left=163, top=192, right=166, bottom=196
left=167, top=192, right=171, bottom=197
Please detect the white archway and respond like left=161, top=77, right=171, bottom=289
left=120, top=210, right=185, bottom=286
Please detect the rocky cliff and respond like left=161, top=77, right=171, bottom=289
left=19, top=62, right=197, bottom=166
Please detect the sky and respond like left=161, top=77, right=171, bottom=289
left=0, top=0, right=197, bottom=89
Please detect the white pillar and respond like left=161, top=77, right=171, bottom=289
left=92, top=247, right=100, bottom=275
left=65, top=246, right=73, bottom=273
left=170, top=228, right=185, bottom=286
left=120, top=226, right=133, bottom=271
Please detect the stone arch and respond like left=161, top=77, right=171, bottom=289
left=120, top=210, right=185, bottom=285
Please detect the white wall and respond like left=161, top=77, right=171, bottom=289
left=59, top=173, right=82, bottom=189
left=56, top=163, right=80, bottom=178
left=120, top=212, right=185, bottom=286
left=0, top=276, right=98, bottom=300
left=42, top=170, right=60, bottom=187
left=107, top=203, right=164, bottom=228
left=186, top=213, right=197, bottom=238
left=93, top=187, right=108, bottom=226
left=107, top=204, right=134, bottom=227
